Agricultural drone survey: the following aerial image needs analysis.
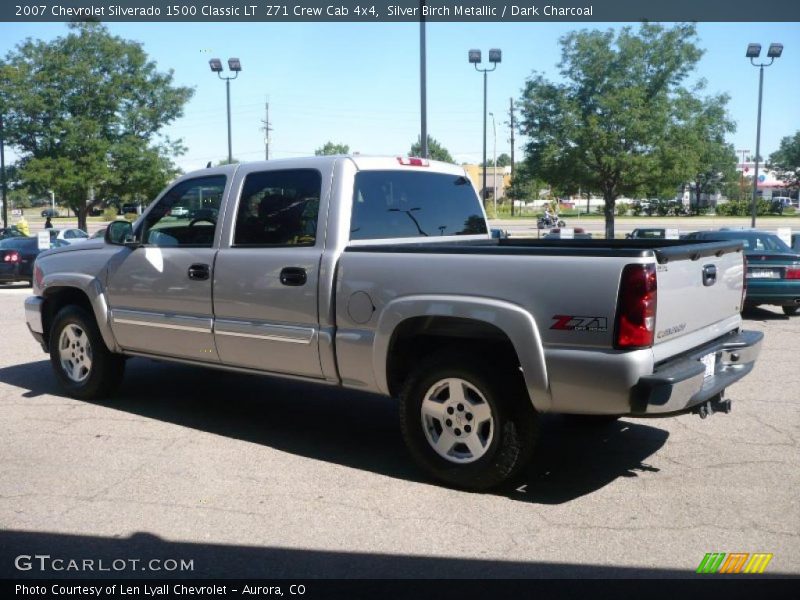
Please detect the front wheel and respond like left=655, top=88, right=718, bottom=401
left=782, top=305, right=799, bottom=316
left=399, top=351, right=539, bottom=491
left=49, top=305, right=125, bottom=400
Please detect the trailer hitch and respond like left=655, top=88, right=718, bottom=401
left=693, top=394, right=732, bottom=419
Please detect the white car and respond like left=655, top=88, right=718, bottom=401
left=170, top=206, right=190, bottom=217
left=49, top=228, right=89, bottom=244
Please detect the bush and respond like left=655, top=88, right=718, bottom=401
left=123, top=212, right=137, bottom=222
left=715, top=198, right=775, bottom=217
left=102, top=207, right=118, bottom=222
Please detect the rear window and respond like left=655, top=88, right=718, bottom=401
left=350, top=171, right=487, bottom=241
left=0, top=238, right=36, bottom=250
left=700, top=231, right=791, bottom=253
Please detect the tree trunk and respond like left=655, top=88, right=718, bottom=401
left=76, top=203, right=88, bottom=232
left=695, top=181, right=702, bottom=216
left=604, top=192, right=616, bottom=240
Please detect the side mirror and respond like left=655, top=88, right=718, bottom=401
left=105, top=220, right=138, bottom=247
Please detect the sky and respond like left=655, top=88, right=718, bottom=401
left=1, top=20, right=799, bottom=174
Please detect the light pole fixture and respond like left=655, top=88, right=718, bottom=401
left=746, top=42, right=782, bottom=227
left=469, top=48, right=501, bottom=208
left=209, top=57, right=242, bottom=164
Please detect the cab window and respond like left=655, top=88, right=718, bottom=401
left=139, top=176, right=226, bottom=247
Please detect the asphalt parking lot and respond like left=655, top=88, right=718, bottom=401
left=0, top=282, right=797, bottom=578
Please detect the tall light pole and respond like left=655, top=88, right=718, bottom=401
left=469, top=48, right=501, bottom=208
left=746, top=42, right=782, bottom=227
left=209, top=57, right=242, bottom=164
left=489, top=111, right=497, bottom=215
left=419, top=1, right=428, bottom=158
left=0, top=111, right=7, bottom=229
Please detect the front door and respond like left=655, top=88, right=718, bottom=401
left=106, top=175, right=227, bottom=361
left=213, top=167, right=325, bottom=378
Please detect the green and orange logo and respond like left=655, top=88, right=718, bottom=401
left=696, top=552, right=773, bottom=574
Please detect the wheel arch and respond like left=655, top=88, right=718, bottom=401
left=375, top=295, right=551, bottom=412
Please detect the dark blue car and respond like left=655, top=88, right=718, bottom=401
left=684, top=229, right=800, bottom=316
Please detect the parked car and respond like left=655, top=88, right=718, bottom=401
left=684, top=229, right=800, bottom=315
left=25, top=156, right=763, bottom=491
left=626, top=228, right=666, bottom=239
left=490, top=228, right=508, bottom=239
left=0, top=226, right=25, bottom=241
left=40, top=208, right=60, bottom=218
left=543, top=227, right=592, bottom=239
left=0, top=236, right=69, bottom=285
left=121, top=203, right=140, bottom=215
left=169, top=206, right=190, bottom=218
left=48, top=228, right=90, bottom=244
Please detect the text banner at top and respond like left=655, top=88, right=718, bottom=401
left=4, top=0, right=800, bottom=22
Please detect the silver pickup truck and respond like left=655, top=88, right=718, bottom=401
left=24, top=156, right=763, bottom=490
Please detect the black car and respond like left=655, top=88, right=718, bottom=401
left=189, top=207, right=219, bottom=222
left=121, top=203, right=140, bottom=215
left=626, top=228, right=666, bottom=239
left=0, top=236, right=68, bottom=286
left=41, top=208, right=60, bottom=218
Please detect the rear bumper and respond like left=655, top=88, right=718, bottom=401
left=24, top=295, right=46, bottom=349
left=746, top=280, right=800, bottom=306
left=631, top=329, right=763, bottom=415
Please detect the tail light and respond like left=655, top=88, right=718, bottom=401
left=397, top=156, right=429, bottom=167
left=785, top=264, right=800, bottom=279
left=615, top=263, right=657, bottom=349
left=3, top=251, right=19, bottom=263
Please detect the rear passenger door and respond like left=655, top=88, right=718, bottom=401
left=213, top=167, right=326, bottom=378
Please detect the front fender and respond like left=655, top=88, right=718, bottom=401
left=373, top=295, right=552, bottom=412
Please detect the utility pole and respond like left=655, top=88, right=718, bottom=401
left=262, top=99, right=273, bottom=160
left=509, top=97, right=515, bottom=217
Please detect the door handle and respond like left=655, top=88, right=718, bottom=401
left=702, top=264, right=717, bottom=287
left=188, top=263, right=210, bottom=281
left=280, top=267, right=307, bottom=286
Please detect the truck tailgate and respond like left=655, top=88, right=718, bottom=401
left=653, top=247, right=744, bottom=354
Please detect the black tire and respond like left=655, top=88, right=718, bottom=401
left=399, top=351, right=539, bottom=491
left=49, top=305, right=125, bottom=400
left=782, top=305, right=799, bottom=316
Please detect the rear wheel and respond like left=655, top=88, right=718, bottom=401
left=399, top=351, right=538, bottom=491
left=782, top=305, right=799, bottom=316
left=49, top=305, right=125, bottom=400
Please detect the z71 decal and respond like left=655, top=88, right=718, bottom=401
left=550, top=315, right=608, bottom=332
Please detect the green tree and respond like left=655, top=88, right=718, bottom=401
left=768, top=131, right=800, bottom=191
left=410, top=135, right=454, bottom=163
left=1, top=23, right=192, bottom=230
left=314, top=142, right=350, bottom=156
left=668, top=91, right=737, bottom=213
left=483, top=153, right=512, bottom=168
left=517, top=23, right=707, bottom=238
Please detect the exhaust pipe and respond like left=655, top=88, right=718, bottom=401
left=694, top=395, right=731, bottom=419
